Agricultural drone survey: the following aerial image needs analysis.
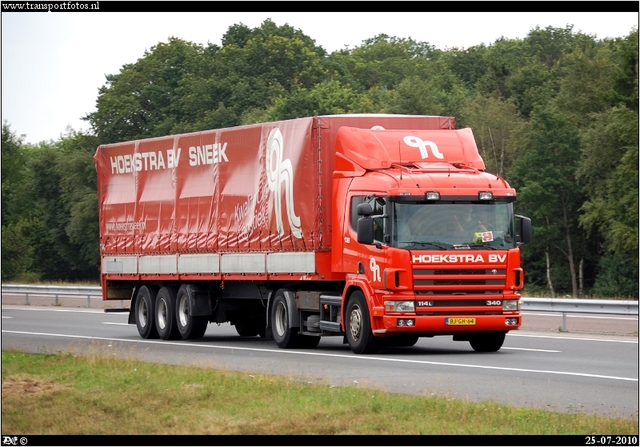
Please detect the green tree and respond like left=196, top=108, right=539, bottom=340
left=610, top=29, right=639, bottom=111
left=476, top=37, right=526, bottom=101
left=385, top=59, right=469, bottom=118
left=328, top=34, right=439, bottom=92
left=578, top=106, right=638, bottom=264
left=442, top=44, right=490, bottom=89
left=1, top=123, right=27, bottom=227
left=85, top=37, right=208, bottom=143
left=459, top=94, right=524, bottom=177
left=86, top=20, right=330, bottom=140
left=591, top=254, right=638, bottom=298
left=265, top=79, right=360, bottom=120
left=16, top=132, right=100, bottom=282
left=509, top=106, right=584, bottom=297
left=554, top=37, right=620, bottom=127
left=1, top=217, right=37, bottom=281
left=218, top=19, right=327, bottom=94
left=1, top=124, right=36, bottom=281
left=208, top=19, right=328, bottom=125
left=56, top=130, right=101, bottom=275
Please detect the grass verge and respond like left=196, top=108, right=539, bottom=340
left=1, top=349, right=638, bottom=435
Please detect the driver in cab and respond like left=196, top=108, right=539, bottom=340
left=454, top=206, right=488, bottom=232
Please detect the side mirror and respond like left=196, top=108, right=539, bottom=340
left=357, top=216, right=374, bottom=245
left=516, top=215, right=532, bottom=245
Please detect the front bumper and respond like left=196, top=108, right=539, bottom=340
left=374, top=313, right=521, bottom=335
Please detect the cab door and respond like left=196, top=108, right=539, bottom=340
left=343, top=195, right=389, bottom=289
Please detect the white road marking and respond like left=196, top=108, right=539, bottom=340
left=510, top=332, right=638, bottom=344
left=502, top=346, right=561, bottom=352
left=3, top=329, right=637, bottom=382
left=522, top=311, right=638, bottom=321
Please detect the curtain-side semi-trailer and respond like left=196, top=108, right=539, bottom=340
left=94, top=114, right=532, bottom=354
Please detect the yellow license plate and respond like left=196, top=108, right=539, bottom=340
left=446, top=318, right=476, bottom=326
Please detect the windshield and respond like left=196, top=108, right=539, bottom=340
left=392, top=202, right=516, bottom=249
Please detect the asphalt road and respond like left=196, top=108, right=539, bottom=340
left=2, top=304, right=637, bottom=420
left=2, top=290, right=638, bottom=336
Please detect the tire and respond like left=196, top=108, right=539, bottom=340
left=176, top=284, right=208, bottom=340
left=270, top=290, right=299, bottom=349
left=156, top=286, right=180, bottom=340
left=345, top=291, right=381, bottom=354
left=469, top=332, right=506, bottom=352
left=135, top=285, right=159, bottom=339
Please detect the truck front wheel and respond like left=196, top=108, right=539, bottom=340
left=156, top=286, right=180, bottom=340
left=469, top=332, right=506, bottom=352
left=135, top=285, right=159, bottom=339
left=346, top=291, right=381, bottom=354
left=176, top=284, right=208, bottom=340
left=271, top=291, right=299, bottom=349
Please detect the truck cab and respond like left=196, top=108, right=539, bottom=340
left=329, top=125, right=532, bottom=353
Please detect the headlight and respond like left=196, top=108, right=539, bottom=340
left=385, top=301, right=415, bottom=312
left=502, top=300, right=520, bottom=311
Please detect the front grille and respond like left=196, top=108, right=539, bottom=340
left=412, top=266, right=507, bottom=314
left=413, top=268, right=505, bottom=291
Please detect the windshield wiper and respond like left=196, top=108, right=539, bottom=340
left=401, top=241, right=449, bottom=250
left=462, top=243, right=499, bottom=250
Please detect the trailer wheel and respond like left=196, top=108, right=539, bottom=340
left=271, top=291, right=299, bottom=349
left=135, top=285, right=159, bottom=339
left=469, top=332, right=506, bottom=352
left=156, top=286, right=180, bottom=340
left=346, top=291, right=381, bottom=354
left=176, top=285, right=208, bottom=340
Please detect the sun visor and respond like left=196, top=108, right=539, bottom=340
left=335, top=127, right=485, bottom=171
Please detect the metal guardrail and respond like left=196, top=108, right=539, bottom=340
left=521, top=297, right=638, bottom=315
left=1, top=284, right=638, bottom=331
left=520, top=297, right=638, bottom=332
left=2, top=284, right=107, bottom=308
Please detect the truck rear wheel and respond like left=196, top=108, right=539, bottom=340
left=135, top=285, right=159, bottom=339
left=271, top=291, right=299, bottom=349
left=346, top=291, right=381, bottom=354
left=469, top=332, right=506, bottom=352
left=156, top=286, right=180, bottom=340
left=176, top=284, right=208, bottom=340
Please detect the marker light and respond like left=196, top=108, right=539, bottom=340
left=426, top=192, right=440, bottom=201
left=479, top=192, right=493, bottom=200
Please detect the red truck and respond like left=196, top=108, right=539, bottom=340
left=94, top=114, right=532, bottom=354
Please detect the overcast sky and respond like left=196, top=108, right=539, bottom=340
left=2, top=11, right=637, bottom=144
